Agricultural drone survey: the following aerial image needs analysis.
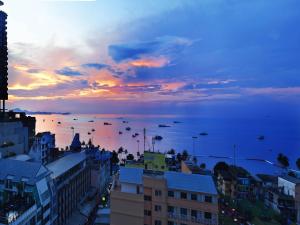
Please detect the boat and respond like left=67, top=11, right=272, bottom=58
left=104, top=122, right=112, bottom=125
left=119, top=131, right=123, bottom=135
left=158, top=124, right=170, bottom=128
left=132, top=133, right=139, bottom=138
left=257, top=135, right=265, bottom=140
left=88, top=120, right=94, bottom=123
left=91, top=129, right=95, bottom=132
left=199, top=132, right=208, bottom=136
left=125, top=127, right=131, bottom=131
left=173, top=121, right=181, bottom=124
left=132, top=134, right=136, bottom=138
left=88, top=132, right=91, bottom=135
left=122, top=121, right=129, bottom=124
left=57, top=121, right=61, bottom=125
left=73, top=118, right=78, bottom=120
left=154, top=135, right=163, bottom=141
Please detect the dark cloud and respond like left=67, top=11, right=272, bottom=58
left=81, top=63, right=108, bottom=70
left=108, top=36, right=192, bottom=63
left=55, top=67, right=82, bottom=76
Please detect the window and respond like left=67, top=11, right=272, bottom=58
left=168, top=190, right=174, bottom=197
left=204, top=212, right=212, bottom=219
left=180, top=208, right=187, bottom=216
left=144, top=195, right=152, bottom=201
left=191, top=193, right=197, bottom=200
left=144, top=210, right=152, bottom=216
left=168, top=206, right=174, bottom=213
left=155, top=220, right=162, bottom=225
left=155, top=205, right=162, bottom=212
left=137, top=186, right=140, bottom=194
left=205, top=196, right=212, bottom=203
left=191, top=210, right=197, bottom=218
left=168, top=222, right=174, bottom=225
left=155, top=190, right=162, bottom=196
left=180, top=192, right=187, bottom=199
left=5, top=179, right=12, bottom=189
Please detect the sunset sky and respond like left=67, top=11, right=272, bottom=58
left=4, top=0, right=300, bottom=114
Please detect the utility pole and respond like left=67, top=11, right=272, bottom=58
left=233, top=144, right=237, bottom=167
left=143, top=128, right=146, bottom=152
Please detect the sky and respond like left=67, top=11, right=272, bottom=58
left=3, top=0, right=300, bottom=115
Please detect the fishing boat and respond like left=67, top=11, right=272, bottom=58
left=88, top=120, right=94, bottom=123
left=126, top=127, right=131, bottom=131
left=158, top=124, right=170, bottom=128
left=257, top=135, right=265, bottom=140
left=122, top=121, right=129, bottom=124
left=91, top=129, right=95, bottom=132
left=57, top=121, right=61, bottom=125
left=119, top=131, right=123, bottom=135
left=199, top=132, right=208, bottom=136
left=73, top=118, right=78, bottom=121
left=154, top=135, right=163, bottom=141
left=88, top=132, right=91, bottom=135
left=104, top=122, right=112, bottom=125
left=173, top=121, right=181, bottom=124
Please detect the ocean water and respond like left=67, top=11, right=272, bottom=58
left=34, top=113, right=300, bottom=175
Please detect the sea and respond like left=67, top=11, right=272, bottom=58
left=34, top=113, right=300, bottom=176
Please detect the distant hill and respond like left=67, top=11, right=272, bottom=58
left=12, top=108, right=71, bottom=115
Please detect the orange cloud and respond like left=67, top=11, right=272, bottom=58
left=128, top=56, right=169, bottom=68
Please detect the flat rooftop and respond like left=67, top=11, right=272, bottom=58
left=46, top=152, right=86, bottom=179
left=118, top=167, right=217, bottom=195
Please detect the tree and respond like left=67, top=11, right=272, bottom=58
left=167, top=149, right=176, bottom=155
left=111, top=150, right=119, bottom=165
left=182, top=150, right=189, bottom=161
left=296, top=158, right=300, bottom=170
left=176, top=153, right=182, bottom=162
left=213, top=162, right=229, bottom=175
left=200, top=163, right=206, bottom=169
left=127, top=154, right=134, bottom=161
left=277, top=153, right=289, bottom=168
left=193, top=156, right=197, bottom=164
left=118, top=147, right=124, bottom=155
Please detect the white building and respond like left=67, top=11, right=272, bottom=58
left=29, top=132, right=57, bottom=165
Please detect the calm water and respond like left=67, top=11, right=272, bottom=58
left=34, top=113, right=300, bottom=175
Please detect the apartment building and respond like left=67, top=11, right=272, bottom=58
left=0, top=158, right=55, bottom=225
left=46, top=152, right=91, bottom=225
left=111, top=167, right=218, bottom=225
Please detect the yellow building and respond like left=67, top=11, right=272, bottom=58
left=111, top=167, right=219, bottom=225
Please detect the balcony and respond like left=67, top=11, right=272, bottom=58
left=0, top=194, right=35, bottom=225
left=168, top=213, right=217, bottom=225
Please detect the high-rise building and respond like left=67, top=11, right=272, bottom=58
left=0, top=1, right=8, bottom=113
left=111, top=167, right=219, bottom=225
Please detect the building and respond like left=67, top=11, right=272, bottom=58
left=277, top=175, right=300, bottom=223
left=0, top=121, right=29, bottom=158
left=0, top=1, right=8, bottom=113
left=46, top=152, right=91, bottom=225
left=216, top=165, right=257, bottom=199
left=181, top=161, right=211, bottom=175
left=0, top=158, right=56, bottom=225
left=29, top=132, right=59, bottom=165
left=111, top=167, right=219, bottom=225
left=84, top=143, right=112, bottom=196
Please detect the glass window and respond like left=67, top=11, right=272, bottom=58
left=168, top=206, right=174, bottom=213
left=144, top=195, right=152, bottom=201
left=180, top=192, right=187, bottom=199
left=155, top=220, right=162, bottom=225
left=155, top=205, right=162, bottom=211
left=205, top=212, right=212, bottom=219
left=180, top=208, right=187, bottom=215
left=191, top=193, right=197, bottom=200
left=168, top=222, right=174, bottom=225
left=191, top=210, right=197, bottom=218
left=205, top=196, right=212, bottom=203
left=168, top=190, right=174, bottom=197
left=155, top=190, right=162, bottom=196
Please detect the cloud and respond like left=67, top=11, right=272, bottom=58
left=81, top=63, right=108, bottom=70
left=108, top=36, right=193, bottom=63
left=55, top=67, right=82, bottom=76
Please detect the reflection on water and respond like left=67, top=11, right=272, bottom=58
left=34, top=113, right=300, bottom=175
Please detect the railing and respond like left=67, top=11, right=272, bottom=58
left=168, top=213, right=217, bottom=225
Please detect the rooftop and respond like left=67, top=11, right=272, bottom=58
left=279, top=174, right=300, bottom=184
left=0, top=158, right=48, bottom=185
left=46, top=152, right=86, bottom=179
left=118, top=167, right=218, bottom=194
